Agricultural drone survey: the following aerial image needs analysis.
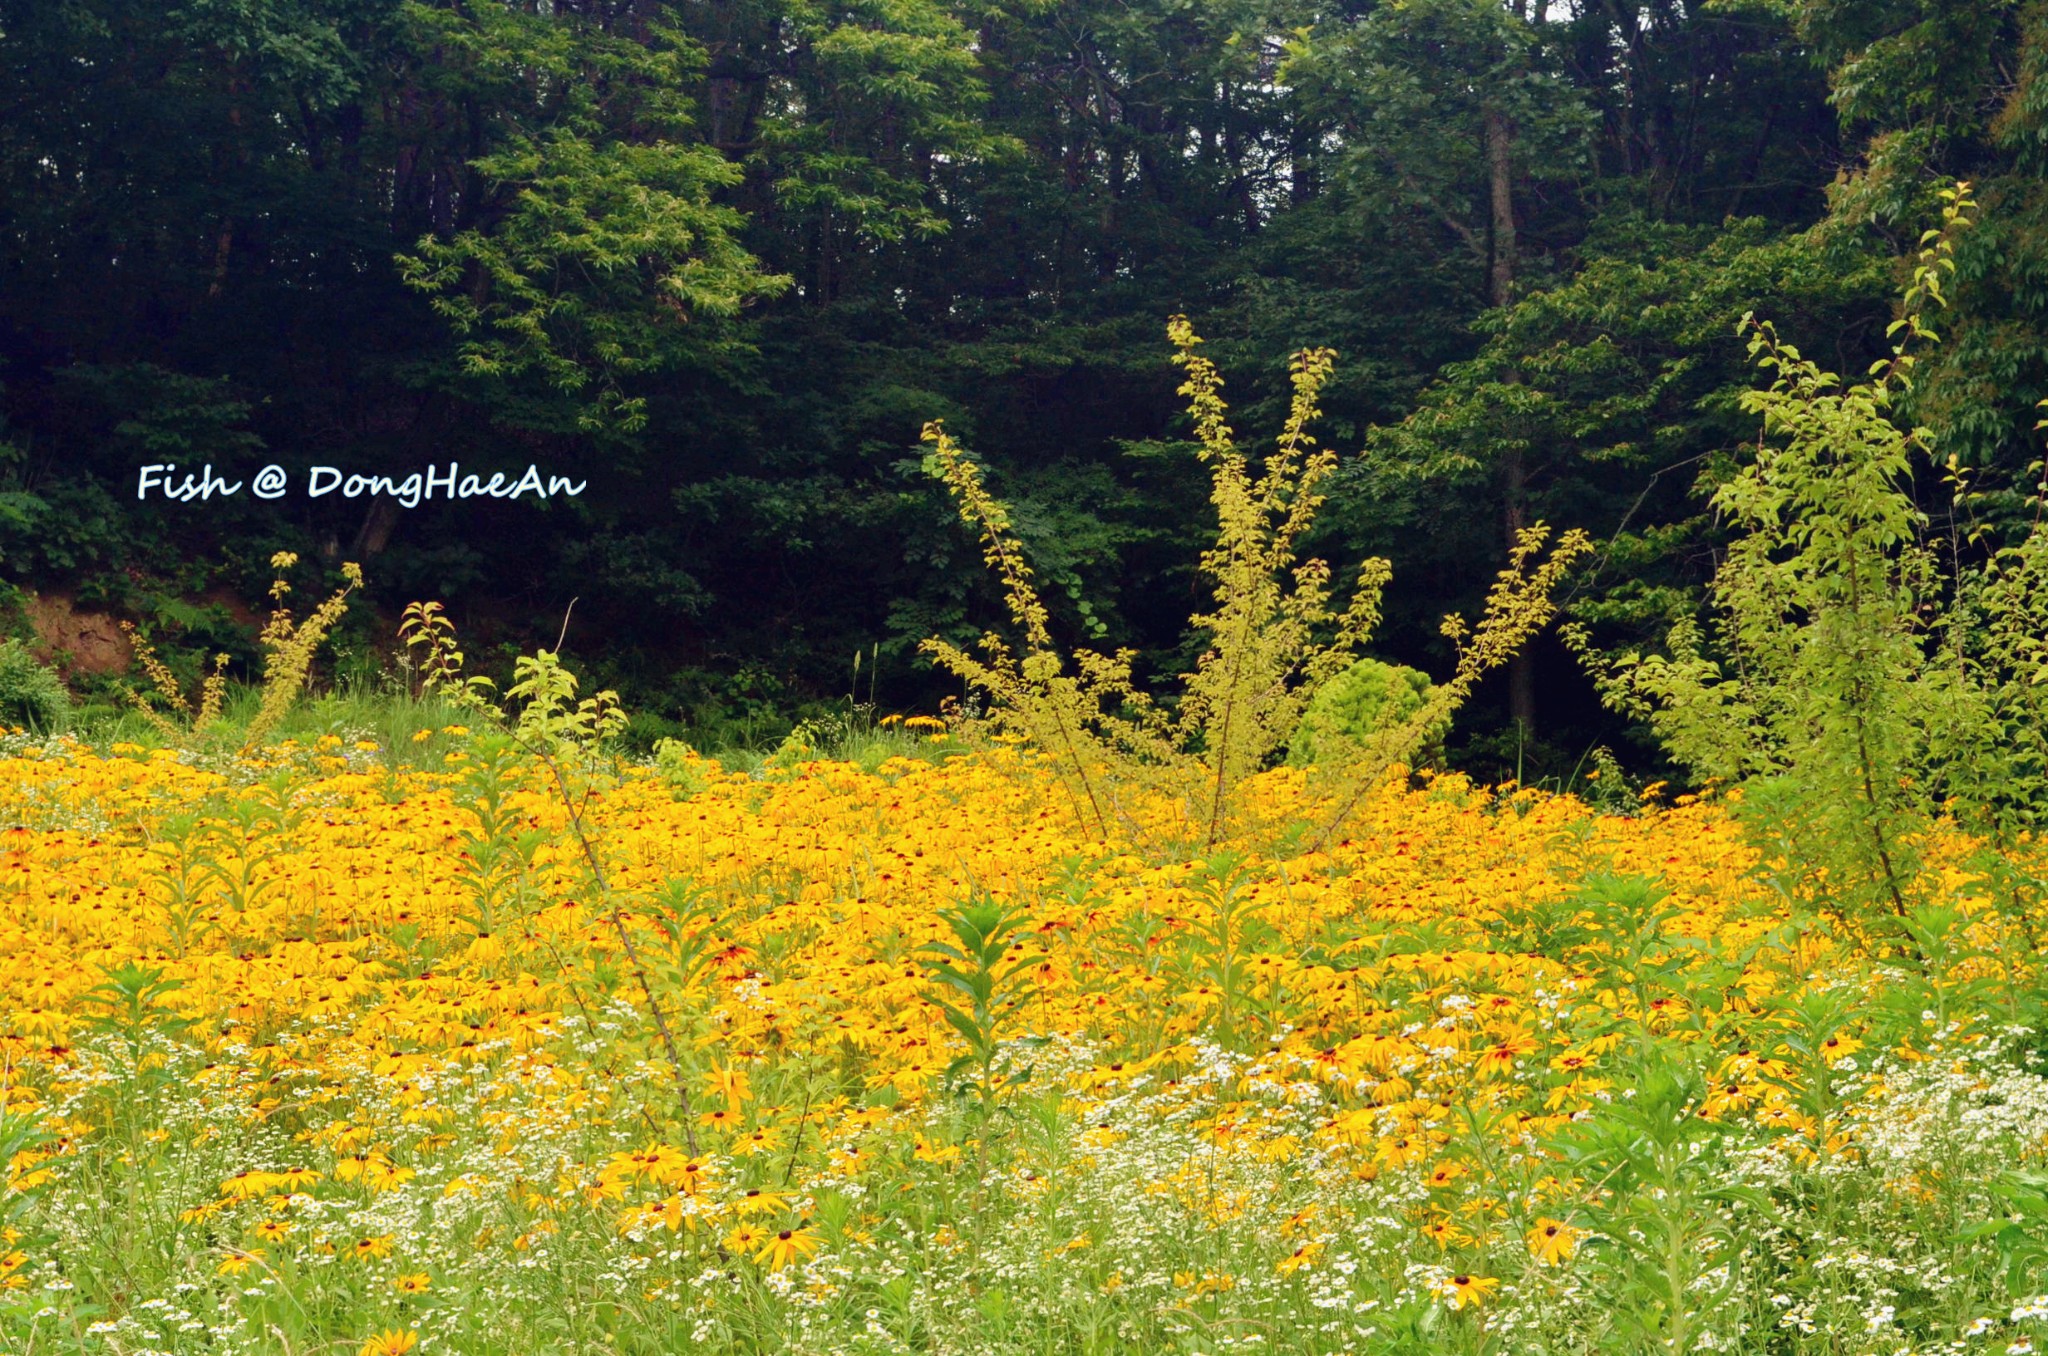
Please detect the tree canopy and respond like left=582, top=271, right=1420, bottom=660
left=1, top=0, right=2038, bottom=770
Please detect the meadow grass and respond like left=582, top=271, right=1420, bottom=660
left=0, top=727, right=2041, bottom=1354
left=63, top=682, right=957, bottom=780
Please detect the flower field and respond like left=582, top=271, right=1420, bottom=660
left=0, top=732, right=2046, bottom=1355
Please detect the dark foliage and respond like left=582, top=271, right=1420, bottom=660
left=1, top=0, right=2033, bottom=772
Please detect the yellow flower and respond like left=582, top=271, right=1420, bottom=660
left=912, top=1133, right=962, bottom=1166
left=734, top=1188, right=787, bottom=1216
left=1704, top=1078, right=1760, bottom=1119
left=1526, top=1218, right=1580, bottom=1266
left=1173, top=1270, right=1237, bottom=1298
left=1441, top=1273, right=1500, bottom=1310
left=1421, top=1218, right=1471, bottom=1250
left=1276, top=1242, right=1322, bottom=1275
left=0, top=675, right=2029, bottom=1354
left=217, top=1248, right=264, bottom=1276
left=703, top=1064, right=752, bottom=1108
left=1820, top=1032, right=1864, bottom=1061
left=603, top=1144, right=709, bottom=1195
left=357, top=1331, right=419, bottom=1356
left=1425, top=1161, right=1466, bottom=1190
left=754, top=1225, right=822, bottom=1272
left=1377, top=1135, right=1430, bottom=1168
left=391, top=1272, right=432, bottom=1294
left=1472, top=1031, right=1537, bottom=1078
left=723, top=1223, right=769, bottom=1255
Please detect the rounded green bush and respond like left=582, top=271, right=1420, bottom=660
left=1286, top=657, right=1444, bottom=769
left=652, top=736, right=713, bottom=797
left=0, top=638, right=71, bottom=732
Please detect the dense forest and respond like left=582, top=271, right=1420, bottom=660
left=2, top=0, right=2043, bottom=770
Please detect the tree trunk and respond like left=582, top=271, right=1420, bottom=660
left=352, top=498, right=402, bottom=558
left=1504, top=449, right=1535, bottom=736
left=1483, top=103, right=1517, bottom=311
left=1484, top=99, right=1536, bottom=737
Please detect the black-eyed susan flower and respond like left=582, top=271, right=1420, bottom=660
left=350, top=1234, right=395, bottom=1260
left=754, top=1225, right=821, bottom=1272
left=1526, top=1218, right=1580, bottom=1265
left=1441, top=1273, right=1499, bottom=1310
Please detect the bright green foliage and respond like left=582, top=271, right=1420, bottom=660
left=0, top=639, right=69, bottom=732
left=1552, top=1059, right=1750, bottom=1351
left=1802, top=1, right=2048, bottom=516
left=1964, top=1171, right=2048, bottom=1296
left=651, top=737, right=714, bottom=799
left=393, top=5, right=787, bottom=433
left=921, top=319, right=1397, bottom=848
left=916, top=895, right=1039, bottom=1108
left=1571, top=205, right=1966, bottom=918
left=78, top=963, right=198, bottom=1056
left=754, top=0, right=1015, bottom=259
left=447, top=740, right=550, bottom=945
left=504, top=650, right=628, bottom=759
left=1285, top=657, right=1442, bottom=770
left=924, top=318, right=1590, bottom=852
left=0, top=1108, right=52, bottom=1249
left=1941, top=481, right=2048, bottom=830
left=1573, top=185, right=2048, bottom=923
left=244, top=554, right=363, bottom=751
left=1171, top=852, right=1272, bottom=1052
left=1581, top=299, right=1945, bottom=914
left=398, top=600, right=497, bottom=712
left=1169, top=319, right=1395, bottom=846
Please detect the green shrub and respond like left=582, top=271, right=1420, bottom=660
left=1285, top=657, right=1445, bottom=769
left=652, top=736, right=713, bottom=797
left=0, top=639, right=70, bottom=732
left=1567, top=184, right=2048, bottom=925
left=923, top=318, right=1589, bottom=853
